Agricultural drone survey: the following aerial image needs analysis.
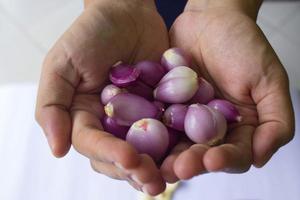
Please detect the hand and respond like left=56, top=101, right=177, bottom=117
left=160, top=0, right=295, bottom=182
left=35, top=0, right=168, bottom=195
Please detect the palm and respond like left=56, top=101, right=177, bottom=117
left=161, top=9, right=294, bottom=182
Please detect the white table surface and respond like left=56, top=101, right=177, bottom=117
left=0, top=83, right=299, bottom=200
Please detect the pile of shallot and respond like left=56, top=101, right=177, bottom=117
left=101, top=48, right=242, bottom=162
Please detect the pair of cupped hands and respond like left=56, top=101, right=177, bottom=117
left=35, top=0, right=294, bottom=196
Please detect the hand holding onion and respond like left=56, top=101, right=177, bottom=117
left=101, top=47, right=242, bottom=164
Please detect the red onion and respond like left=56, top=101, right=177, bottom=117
left=104, top=93, right=158, bottom=126
left=154, top=81, right=198, bottom=105
left=101, top=84, right=125, bottom=105
left=167, top=128, right=180, bottom=151
left=126, top=118, right=169, bottom=161
left=109, top=63, right=140, bottom=87
left=101, top=116, right=129, bottom=140
left=190, top=78, right=215, bottom=104
left=163, top=104, right=188, bottom=131
left=126, top=80, right=153, bottom=100
left=135, top=61, right=166, bottom=87
left=207, top=99, right=242, bottom=123
left=184, top=104, right=227, bottom=145
left=161, top=48, right=191, bottom=71
left=153, top=101, right=166, bottom=119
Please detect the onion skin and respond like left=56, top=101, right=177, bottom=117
left=190, top=78, right=215, bottom=104
left=163, top=104, right=188, bottom=131
left=135, top=61, right=166, bottom=87
left=101, top=84, right=125, bottom=105
left=154, top=77, right=198, bottom=103
left=109, top=63, right=140, bottom=87
left=161, top=48, right=191, bottom=71
left=207, top=99, right=242, bottom=123
left=126, top=118, right=169, bottom=161
left=184, top=104, right=227, bottom=145
left=101, top=116, right=129, bottom=140
left=104, top=93, right=158, bottom=126
left=126, top=80, right=154, bottom=100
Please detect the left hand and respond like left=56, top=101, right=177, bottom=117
left=160, top=0, right=295, bottom=182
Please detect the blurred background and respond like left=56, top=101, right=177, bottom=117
left=0, top=1, right=300, bottom=200
left=0, top=0, right=299, bottom=87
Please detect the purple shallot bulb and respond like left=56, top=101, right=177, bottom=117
left=161, top=48, right=191, bottom=71
left=167, top=128, right=181, bottom=151
left=101, top=116, right=129, bottom=140
left=101, top=84, right=125, bottom=105
left=126, top=80, right=154, bottom=100
left=207, top=99, right=242, bottom=123
left=190, top=78, right=215, bottom=104
left=135, top=61, right=166, bottom=87
left=163, top=104, right=188, bottom=131
left=126, top=118, right=169, bottom=161
left=184, top=104, right=227, bottom=145
left=109, top=63, right=140, bottom=87
left=104, top=93, right=158, bottom=126
left=154, top=67, right=198, bottom=103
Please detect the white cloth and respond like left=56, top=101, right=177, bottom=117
left=0, top=83, right=299, bottom=200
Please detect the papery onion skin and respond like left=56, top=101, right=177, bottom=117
left=184, top=104, right=227, bottom=145
left=104, top=93, right=158, bottom=126
left=109, top=63, right=140, bottom=87
left=101, top=116, right=129, bottom=140
left=154, top=77, right=198, bottom=104
left=161, top=48, right=191, bottom=71
left=190, top=78, right=215, bottom=104
left=207, top=99, right=242, bottom=123
left=101, top=84, right=124, bottom=105
left=126, top=80, right=154, bottom=100
left=163, top=104, right=188, bottom=131
left=126, top=118, right=169, bottom=161
left=135, top=61, right=166, bottom=87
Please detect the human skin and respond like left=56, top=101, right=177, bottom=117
left=35, top=0, right=295, bottom=195
left=35, top=0, right=169, bottom=195
left=160, top=0, right=295, bottom=182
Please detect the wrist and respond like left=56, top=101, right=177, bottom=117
left=185, top=0, right=263, bottom=20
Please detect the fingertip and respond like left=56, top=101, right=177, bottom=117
left=160, top=155, right=179, bottom=183
left=143, top=177, right=166, bottom=196
left=174, top=146, right=207, bottom=180
left=50, top=140, right=71, bottom=158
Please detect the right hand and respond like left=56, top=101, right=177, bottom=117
left=35, top=0, right=169, bottom=195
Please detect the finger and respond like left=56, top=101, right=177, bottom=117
left=35, top=50, right=79, bottom=157
left=90, top=160, right=143, bottom=191
left=142, top=174, right=166, bottom=196
left=90, top=160, right=124, bottom=180
left=203, top=125, right=254, bottom=173
left=127, top=154, right=161, bottom=185
left=129, top=154, right=166, bottom=196
left=252, top=70, right=295, bottom=167
left=160, top=140, right=192, bottom=183
left=71, top=108, right=140, bottom=169
left=173, top=144, right=209, bottom=180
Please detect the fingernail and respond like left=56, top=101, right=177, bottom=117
left=131, top=174, right=143, bottom=185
